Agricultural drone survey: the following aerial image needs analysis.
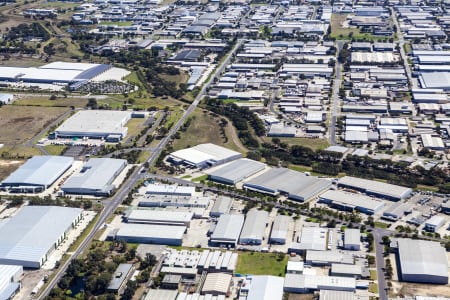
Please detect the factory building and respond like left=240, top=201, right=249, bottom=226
left=0, top=62, right=112, bottom=89
left=169, top=144, right=242, bottom=169
left=240, top=276, right=284, bottom=300
left=286, top=261, right=304, bottom=274
left=343, top=229, right=361, bottom=251
left=284, top=274, right=356, bottom=293
left=1, top=156, right=73, bottom=193
left=0, top=264, right=23, bottom=300
left=210, top=214, right=245, bottom=247
left=305, top=251, right=354, bottom=266
left=61, top=158, right=127, bottom=196
left=54, top=110, right=132, bottom=141
left=319, top=190, right=384, bottom=215
left=243, top=168, right=331, bottom=202
left=239, top=210, right=269, bottom=245
left=201, top=273, right=232, bottom=296
left=382, top=202, right=412, bottom=221
left=111, top=224, right=186, bottom=246
left=337, top=176, right=412, bottom=201
left=144, top=184, right=196, bottom=197
left=394, top=238, right=448, bottom=284
left=210, top=197, right=233, bottom=217
left=125, top=209, right=194, bottom=227
left=424, top=215, right=445, bottom=232
left=319, top=290, right=356, bottom=300
left=269, top=215, right=291, bottom=244
left=208, top=158, right=265, bottom=185
left=291, top=227, right=328, bottom=254
left=0, top=206, right=83, bottom=268
left=330, top=264, right=369, bottom=279
left=107, top=264, right=134, bottom=294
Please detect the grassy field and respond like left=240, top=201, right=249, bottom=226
left=124, top=118, right=147, bottom=142
left=0, top=106, right=69, bottom=145
left=0, top=160, right=24, bottom=181
left=374, top=221, right=389, bottom=229
left=264, top=137, right=330, bottom=151
left=172, top=109, right=246, bottom=153
left=330, top=14, right=388, bottom=41
left=43, top=144, right=66, bottom=155
left=0, top=145, right=42, bottom=158
left=236, top=252, right=288, bottom=276
left=370, top=270, right=378, bottom=280
left=100, top=21, right=133, bottom=26
left=13, top=95, right=88, bottom=108
left=192, top=174, right=208, bottom=182
left=369, top=282, right=379, bottom=293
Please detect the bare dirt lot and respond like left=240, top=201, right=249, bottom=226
left=0, top=160, right=23, bottom=181
left=390, top=280, right=450, bottom=298
left=0, top=106, right=68, bottom=145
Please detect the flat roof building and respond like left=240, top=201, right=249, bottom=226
left=319, top=190, right=384, bottom=215
left=330, top=264, right=368, bottom=279
left=201, top=273, right=232, bottom=296
left=421, top=134, right=445, bottom=150
left=395, top=238, right=448, bottom=284
left=284, top=274, right=356, bottom=293
left=143, top=289, right=178, bottom=300
left=0, top=264, right=23, bottom=300
left=61, top=158, right=127, bottom=196
left=239, top=210, right=269, bottom=245
left=210, top=214, right=245, bottom=247
left=107, top=263, right=134, bottom=294
left=240, top=276, right=284, bottom=300
left=297, top=227, right=328, bottom=252
left=424, top=215, right=445, bottom=232
left=210, top=196, right=233, bottom=217
left=337, top=176, right=412, bottom=201
left=243, top=168, right=331, bottom=202
left=270, top=215, right=291, bottom=245
left=344, top=229, right=361, bottom=251
left=145, top=184, right=195, bottom=197
left=306, top=251, right=354, bottom=266
left=0, top=206, right=83, bottom=268
left=319, top=290, right=355, bottom=300
left=208, top=158, right=265, bottom=185
left=55, top=110, right=131, bottom=140
left=169, top=144, right=242, bottom=169
left=125, top=209, right=194, bottom=227
left=112, top=224, right=186, bottom=246
left=1, top=156, right=73, bottom=192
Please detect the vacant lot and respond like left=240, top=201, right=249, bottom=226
left=0, top=160, right=23, bottom=181
left=0, top=106, right=68, bottom=145
left=172, top=109, right=247, bottom=153
left=236, top=252, right=288, bottom=276
left=13, top=95, right=88, bottom=108
left=330, top=13, right=387, bottom=41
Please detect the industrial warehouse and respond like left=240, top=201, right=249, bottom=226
left=110, top=224, right=186, bottom=246
left=210, top=214, right=245, bottom=247
left=207, top=158, right=266, bottom=185
left=239, top=210, right=269, bottom=245
left=337, top=176, right=412, bottom=200
left=243, top=168, right=331, bottom=201
left=319, top=190, right=385, bottom=215
left=61, top=158, right=127, bottom=196
left=394, top=238, right=449, bottom=284
left=54, top=110, right=133, bottom=141
left=0, top=264, right=23, bottom=300
left=125, top=209, right=194, bottom=227
left=0, top=62, right=117, bottom=89
left=0, top=155, right=73, bottom=193
left=0, top=206, right=83, bottom=268
left=168, top=143, right=242, bottom=168
left=269, top=215, right=292, bottom=244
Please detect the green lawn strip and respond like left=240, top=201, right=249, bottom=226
left=236, top=252, right=288, bottom=276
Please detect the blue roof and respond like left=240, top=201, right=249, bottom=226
left=0, top=206, right=82, bottom=268
left=1, top=156, right=73, bottom=188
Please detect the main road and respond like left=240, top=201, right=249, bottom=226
left=329, top=40, right=345, bottom=145
left=38, top=39, right=243, bottom=299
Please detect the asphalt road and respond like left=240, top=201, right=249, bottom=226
left=373, top=228, right=390, bottom=300
left=329, top=41, right=345, bottom=145
left=38, top=39, right=243, bottom=299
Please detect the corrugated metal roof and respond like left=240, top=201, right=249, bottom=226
left=1, top=156, right=73, bottom=188
left=211, top=214, right=244, bottom=242
left=208, top=158, right=265, bottom=184
left=62, top=158, right=126, bottom=193
left=245, top=276, right=284, bottom=300
left=0, top=206, right=82, bottom=267
left=270, top=215, right=291, bottom=242
left=239, top=210, right=268, bottom=243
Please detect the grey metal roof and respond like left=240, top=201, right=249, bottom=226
left=210, top=196, right=232, bottom=215
left=0, top=264, right=22, bottom=298
left=397, top=238, right=448, bottom=279
left=0, top=206, right=82, bottom=267
left=344, top=229, right=361, bottom=246
left=1, top=156, right=73, bottom=188
left=338, top=176, right=412, bottom=199
left=62, top=158, right=126, bottom=194
left=143, top=289, right=178, bottom=300
left=108, top=263, right=133, bottom=290
left=319, top=290, right=355, bottom=300
left=246, top=276, right=284, bottom=300
left=239, top=210, right=269, bottom=243
left=320, top=190, right=385, bottom=212
left=115, top=224, right=186, bottom=240
left=270, top=215, right=291, bottom=242
left=208, top=158, right=265, bottom=184
left=243, top=168, right=331, bottom=201
left=211, top=214, right=244, bottom=242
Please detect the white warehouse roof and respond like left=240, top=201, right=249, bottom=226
left=0, top=264, right=23, bottom=300
left=298, top=227, right=327, bottom=251
left=169, top=143, right=242, bottom=168
left=208, top=158, right=266, bottom=184
left=1, top=156, right=73, bottom=189
left=126, top=209, right=193, bottom=226
left=211, top=214, right=245, bottom=245
left=270, top=215, right=291, bottom=244
left=319, top=190, right=385, bottom=214
left=55, top=110, right=131, bottom=139
left=61, top=158, right=127, bottom=196
left=338, top=176, right=412, bottom=200
left=397, top=238, right=448, bottom=284
left=239, top=210, right=269, bottom=244
left=0, top=206, right=83, bottom=268
left=243, top=276, right=284, bottom=300
left=114, top=224, right=186, bottom=246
